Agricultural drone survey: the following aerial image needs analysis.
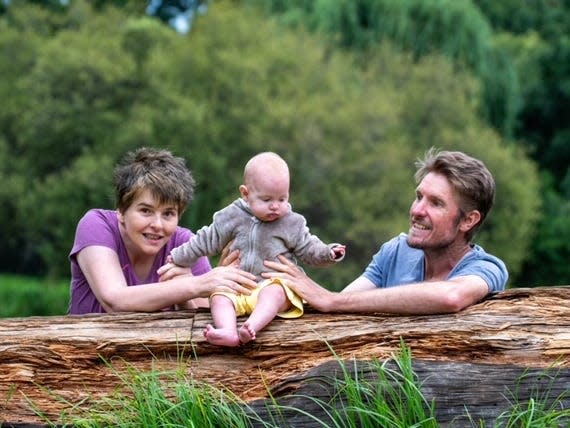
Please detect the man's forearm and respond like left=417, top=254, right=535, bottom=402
left=330, top=278, right=488, bottom=315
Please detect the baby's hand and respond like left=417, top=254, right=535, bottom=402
left=331, top=244, right=346, bottom=260
left=157, top=262, right=190, bottom=282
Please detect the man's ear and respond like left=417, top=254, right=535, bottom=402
left=460, top=210, right=482, bottom=233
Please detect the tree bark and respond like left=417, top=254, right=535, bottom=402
left=1, top=286, right=569, bottom=427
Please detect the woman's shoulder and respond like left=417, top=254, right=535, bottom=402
left=80, top=208, right=116, bottom=221
left=71, top=209, right=120, bottom=256
left=169, top=225, right=193, bottom=249
left=78, top=208, right=116, bottom=227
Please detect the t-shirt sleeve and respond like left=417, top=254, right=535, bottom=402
left=451, top=252, right=509, bottom=293
left=362, top=237, right=404, bottom=287
left=362, top=246, right=386, bottom=286
left=69, top=209, right=118, bottom=261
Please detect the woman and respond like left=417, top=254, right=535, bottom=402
left=69, top=147, right=256, bottom=314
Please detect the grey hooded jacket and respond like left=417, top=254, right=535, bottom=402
left=171, top=198, right=343, bottom=280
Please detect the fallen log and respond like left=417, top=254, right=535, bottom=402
left=1, top=286, right=569, bottom=427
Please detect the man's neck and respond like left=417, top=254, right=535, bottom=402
left=423, top=242, right=472, bottom=281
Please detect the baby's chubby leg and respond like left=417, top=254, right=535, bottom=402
left=204, top=294, right=240, bottom=347
left=239, top=283, right=290, bottom=344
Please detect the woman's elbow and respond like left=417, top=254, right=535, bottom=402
left=97, top=293, right=125, bottom=313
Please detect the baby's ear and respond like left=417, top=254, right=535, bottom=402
left=239, top=184, right=249, bottom=198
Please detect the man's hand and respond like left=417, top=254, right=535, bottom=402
left=219, top=245, right=240, bottom=267
left=262, top=255, right=336, bottom=312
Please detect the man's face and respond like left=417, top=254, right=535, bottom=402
left=407, top=172, right=464, bottom=250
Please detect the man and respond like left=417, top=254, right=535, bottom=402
left=262, top=148, right=508, bottom=314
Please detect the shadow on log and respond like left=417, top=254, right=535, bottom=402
left=1, top=286, right=569, bottom=427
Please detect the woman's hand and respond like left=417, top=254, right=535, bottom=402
left=261, top=255, right=335, bottom=312
left=196, top=266, right=257, bottom=296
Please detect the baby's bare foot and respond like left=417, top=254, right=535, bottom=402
left=238, top=321, right=256, bottom=344
left=203, top=324, right=240, bottom=347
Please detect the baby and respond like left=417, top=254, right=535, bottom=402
left=159, top=152, right=345, bottom=346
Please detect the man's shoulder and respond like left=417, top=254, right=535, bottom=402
left=372, top=233, right=420, bottom=261
left=466, top=245, right=508, bottom=274
left=469, top=244, right=505, bottom=264
left=383, top=233, right=411, bottom=251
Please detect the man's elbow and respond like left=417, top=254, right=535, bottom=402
left=440, top=288, right=487, bottom=313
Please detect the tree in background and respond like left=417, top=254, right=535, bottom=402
left=240, top=0, right=570, bottom=285
left=471, top=0, right=570, bottom=285
left=0, top=0, right=541, bottom=289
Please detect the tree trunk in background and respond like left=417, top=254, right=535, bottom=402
left=0, top=287, right=569, bottom=427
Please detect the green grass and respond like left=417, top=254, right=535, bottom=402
left=490, top=366, right=570, bottom=428
left=53, top=343, right=569, bottom=428
left=61, top=362, right=269, bottom=428
left=0, top=274, right=69, bottom=317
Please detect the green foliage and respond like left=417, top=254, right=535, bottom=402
left=0, top=0, right=541, bottom=288
left=0, top=275, right=69, bottom=317
left=244, top=0, right=522, bottom=138
left=473, top=0, right=570, bottom=285
left=518, top=174, right=570, bottom=287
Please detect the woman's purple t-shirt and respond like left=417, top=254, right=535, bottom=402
left=68, top=209, right=212, bottom=314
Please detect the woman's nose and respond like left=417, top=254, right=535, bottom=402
left=150, top=214, right=163, bottom=228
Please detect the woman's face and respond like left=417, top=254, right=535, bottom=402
left=117, top=188, right=180, bottom=258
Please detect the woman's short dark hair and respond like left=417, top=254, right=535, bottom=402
left=114, top=147, right=196, bottom=214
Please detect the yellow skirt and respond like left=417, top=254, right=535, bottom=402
left=210, top=277, right=303, bottom=318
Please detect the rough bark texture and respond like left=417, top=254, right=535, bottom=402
left=1, top=287, right=569, bottom=427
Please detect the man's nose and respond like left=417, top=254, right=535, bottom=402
left=411, top=199, right=426, bottom=216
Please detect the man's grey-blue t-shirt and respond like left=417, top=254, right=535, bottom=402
left=362, top=233, right=508, bottom=292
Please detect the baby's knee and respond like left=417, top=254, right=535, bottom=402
left=260, top=283, right=287, bottom=301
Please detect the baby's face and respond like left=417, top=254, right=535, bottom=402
left=242, top=173, right=290, bottom=222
